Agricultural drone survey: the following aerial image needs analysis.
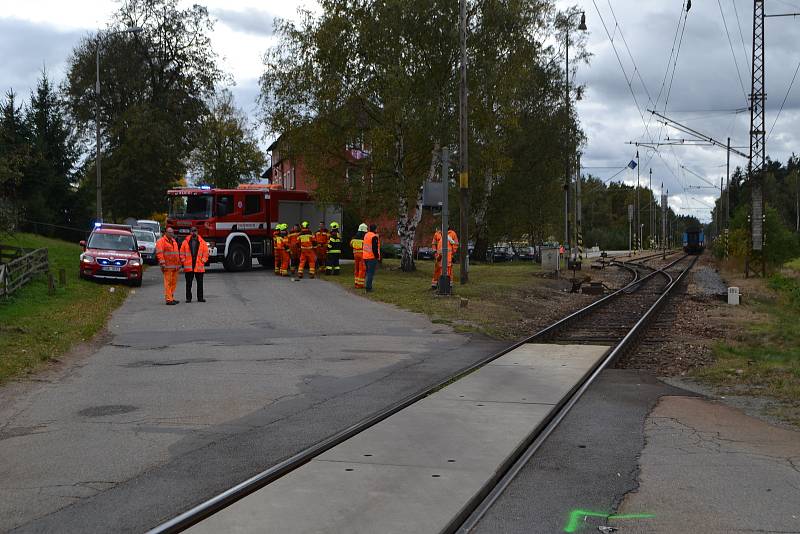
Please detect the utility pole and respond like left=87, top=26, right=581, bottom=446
left=726, top=136, right=731, bottom=227
left=95, top=26, right=143, bottom=223
left=748, top=0, right=766, bottom=277
left=439, top=147, right=450, bottom=295
left=649, top=167, right=653, bottom=248
left=662, top=187, right=668, bottom=259
left=636, top=150, right=640, bottom=253
left=719, top=176, right=723, bottom=239
left=563, top=11, right=586, bottom=262
left=458, top=0, right=469, bottom=284
left=576, top=153, right=583, bottom=264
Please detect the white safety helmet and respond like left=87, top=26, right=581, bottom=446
left=358, top=223, right=368, bottom=232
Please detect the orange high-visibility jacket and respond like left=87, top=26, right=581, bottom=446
left=314, top=230, right=329, bottom=248
left=274, top=233, right=285, bottom=251
left=156, top=236, right=182, bottom=269
left=179, top=235, right=209, bottom=273
left=288, top=231, right=300, bottom=253
left=362, top=231, right=380, bottom=260
left=350, top=236, right=364, bottom=257
left=299, top=230, right=316, bottom=250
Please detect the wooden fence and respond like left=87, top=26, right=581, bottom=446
left=0, top=245, right=49, bottom=298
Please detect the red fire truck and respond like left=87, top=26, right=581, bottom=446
left=166, top=184, right=342, bottom=271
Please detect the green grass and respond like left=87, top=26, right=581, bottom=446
left=325, top=258, right=546, bottom=339
left=693, top=270, right=800, bottom=425
left=0, top=233, right=129, bottom=382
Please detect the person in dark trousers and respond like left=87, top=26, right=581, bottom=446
left=362, top=223, right=381, bottom=292
left=326, top=222, right=342, bottom=275
left=179, top=226, right=209, bottom=302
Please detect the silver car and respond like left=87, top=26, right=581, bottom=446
left=133, top=229, right=158, bottom=265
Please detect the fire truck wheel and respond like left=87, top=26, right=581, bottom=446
left=224, top=242, right=251, bottom=271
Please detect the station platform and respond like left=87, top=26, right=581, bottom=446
left=187, top=343, right=609, bottom=534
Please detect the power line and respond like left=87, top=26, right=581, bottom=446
left=717, top=0, right=750, bottom=105
left=731, top=0, right=751, bottom=68
left=604, top=0, right=654, bottom=106
left=767, top=59, right=800, bottom=141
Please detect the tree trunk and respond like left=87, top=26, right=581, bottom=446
left=397, top=142, right=439, bottom=272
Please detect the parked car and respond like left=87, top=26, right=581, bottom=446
left=515, top=246, right=538, bottom=261
left=416, top=247, right=436, bottom=260
left=132, top=229, right=158, bottom=265
left=136, top=219, right=162, bottom=238
left=381, top=243, right=402, bottom=259
left=490, top=246, right=514, bottom=262
left=79, top=224, right=143, bottom=287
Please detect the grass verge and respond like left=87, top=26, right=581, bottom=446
left=0, top=233, right=129, bottom=382
left=693, top=267, right=800, bottom=425
left=325, top=258, right=549, bottom=339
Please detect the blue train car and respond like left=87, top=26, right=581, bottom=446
left=682, top=227, right=705, bottom=254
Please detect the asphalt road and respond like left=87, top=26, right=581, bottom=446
left=0, top=264, right=502, bottom=533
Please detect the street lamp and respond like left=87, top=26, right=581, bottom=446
left=96, top=26, right=143, bottom=222
left=564, top=11, right=586, bottom=258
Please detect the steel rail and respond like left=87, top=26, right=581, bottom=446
left=148, top=253, right=686, bottom=534
left=453, top=254, right=697, bottom=533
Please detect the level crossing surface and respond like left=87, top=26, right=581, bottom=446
left=0, top=264, right=502, bottom=533
left=185, top=344, right=608, bottom=534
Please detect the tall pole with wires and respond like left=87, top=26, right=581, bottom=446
left=726, top=136, right=731, bottom=227
left=458, top=0, right=469, bottom=284
left=636, top=150, right=640, bottom=253
left=748, top=0, right=766, bottom=277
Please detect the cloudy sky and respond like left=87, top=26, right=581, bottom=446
left=2, top=0, right=799, bottom=221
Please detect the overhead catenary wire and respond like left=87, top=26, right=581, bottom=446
left=731, top=0, right=751, bottom=68
left=717, top=0, right=750, bottom=105
left=766, top=59, right=800, bottom=142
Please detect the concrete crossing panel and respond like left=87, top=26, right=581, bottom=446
left=187, top=343, right=608, bottom=534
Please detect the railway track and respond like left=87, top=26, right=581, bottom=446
left=149, top=251, right=696, bottom=534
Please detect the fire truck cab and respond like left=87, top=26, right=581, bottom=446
left=166, top=184, right=341, bottom=271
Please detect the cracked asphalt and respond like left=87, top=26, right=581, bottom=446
left=0, top=265, right=502, bottom=533
left=474, top=370, right=800, bottom=534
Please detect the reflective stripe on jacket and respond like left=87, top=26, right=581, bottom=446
left=156, top=236, right=182, bottom=269
left=179, top=235, right=209, bottom=273
left=362, top=231, right=380, bottom=260
left=274, top=234, right=285, bottom=251
left=350, top=237, right=363, bottom=256
left=327, top=235, right=341, bottom=254
left=299, top=231, right=315, bottom=250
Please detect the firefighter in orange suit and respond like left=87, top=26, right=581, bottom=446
left=350, top=223, right=367, bottom=288
left=297, top=221, right=317, bottom=278
left=272, top=225, right=282, bottom=275
left=155, top=227, right=182, bottom=305
left=314, top=222, right=329, bottom=273
left=431, top=227, right=459, bottom=290
left=274, top=224, right=287, bottom=276
left=278, top=224, right=291, bottom=276
left=179, top=226, right=209, bottom=302
left=287, top=224, right=301, bottom=275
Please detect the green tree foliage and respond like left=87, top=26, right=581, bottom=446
left=0, top=76, right=79, bottom=238
left=190, top=89, right=266, bottom=188
left=261, top=0, right=582, bottom=271
left=23, top=72, right=80, bottom=232
left=65, top=0, right=221, bottom=220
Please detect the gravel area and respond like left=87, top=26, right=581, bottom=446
left=689, top=265, right=728, bottom=299
left=616, top=252, right=725, bottom=375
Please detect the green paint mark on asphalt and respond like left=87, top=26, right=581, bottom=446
left=563, top=509, right=656, bottom=532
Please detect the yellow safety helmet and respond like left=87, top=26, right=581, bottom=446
left=301, top=221, right=310, bottom=229
left=330, top=222, right=339, bottom=230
